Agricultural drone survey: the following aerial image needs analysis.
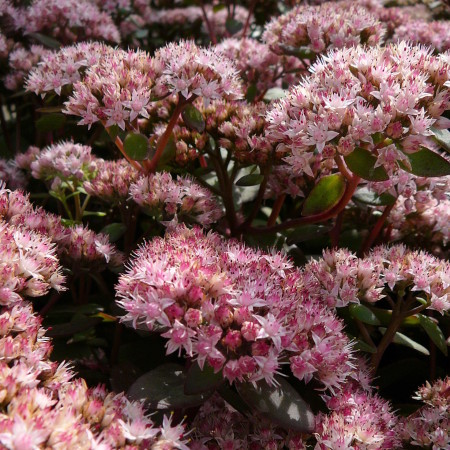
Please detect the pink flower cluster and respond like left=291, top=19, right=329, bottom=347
left=216, top=37, right=303, bottom=95
left=83, top=159, right=141, bottom=204
left=26, top=42, right=107, bottom=96
left=396, top=377, right=449, bottom=449
left=152, top=40, right=242, bottom=105
left=116, top=225, right=354, bottom=391
left=303, top=244, right=450, bottom=314
left=393, top=20, right=450, bottom=53
left=28, top=40, right=242, bottom=131
left=129, top=173, right=223, bottom=227
left=265, top=42, right=450, bottom=177
left=0, top=220, right=65, bottom=305
left=27, top=141, right=97, bottom=187
left=0, top=301, right=189, bottom=449
left=263, top=0, right=384, bottom=58
left=0, top=187, right=123, bottom=269
left=20, top=0, right=120, bottom=43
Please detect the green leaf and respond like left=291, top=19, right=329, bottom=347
left=225, top=18, right=243, bottom=35
left=82, top=211, right=107, bottom=217
left=302, top=173, right=346, bottom=216
left=431, top=127, right=450, bottom=152
left=286, top=224, right=333, bottom=244
left=127, top=363, right=212, bottom=409
left=35, top=106, right=64, bottom=113
left=123, top=132, right=149, bottom=161
left=418, top=314, right=448, bottom=356
left=379, top=328, right=430, bottom=355
left=245, top=84, right=258, bottom=102
left=134, top=29, right=148, bottom=39
left=213, top=4, right=226, bottom=12
left=101, top=223, right=127, bottom=242
left=236, top=173, right=264, bottom=186
left=402, top=147, right=450, bottom=177
left=36, top=113, right=66, bottom=132
left=45, top=316, right=101, bottom=338
left=236, top=378, right=315, bottom=433
left=345, top=147, right=389, bottom=181
left=184, top=363, right=224, bottom=395
left=182, top=104, right=205, bottom=133
left=353, top=187, right=396, bottom=206
left=156, top=133, right=176, bottom=169
left=349, top=304, right=381, bottom=326
left=28, top=32, right=61, bottom=49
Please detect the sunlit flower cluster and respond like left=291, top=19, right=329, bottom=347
left=393, top=20, right=450, bottom=53
left=129, top=172, right=223, bottom=227
left=265, top=42, right=450, bottom=177
left=117, top=225, right=354, bottom=390
left=0, top=187, right=123, bottom=269
left=0, top=220, right=65, bottom=305
left=216, top=37, right=303, bottom=96
left=153, top=40, right=242, bottom=105
left=263, top=0, right=384, bottom=58
left=28, top=141, right=97, bottom=187
left=0, top=301, right=189, bottom=449
left=26, top=42, right=108, bottom=96
left=303, top=244, right=450, bottom=314
left=396, top=377, right=449, bottom=450
left=19, top=0, right=120, bottom=44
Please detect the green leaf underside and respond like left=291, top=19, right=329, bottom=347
left=302, top=173, right=346, bottom=216
left=345, top=147, right=389, bottom=181
left=127, top=363, right=212, bottom=409
left=181, top=104, right=206, bottom=133
left=379, top=328, right=430, bottom=355
left=123, top=132, right=149, bottom=161
left=349, top=303, right=381, bottom=326
left=236, top=378, right=315, bottom=433
left=418, top=314, right=448, bottom=356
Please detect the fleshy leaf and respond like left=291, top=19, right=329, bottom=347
left=379, top=328, right=430, bottom=355
left=418, top=314, right=448, bottom=356
left=302, top=173, right=346, bottom=216
left=286, top=224, right=333, bottom=244
left=225, top=18, right=243, bottom=35
left=184, top=363, right=224, bottom=395
left=236, top=174, right=265, bottom=186
left=349, top=304, right=381, bottom=326
left=156, top=133, right=177, bottom=169
left=101, top=223, right=127, bottom=242
left=36, top=113, right=66, bottom=132
left=431, top=127, right=450, bottom=152
left=127, top=363, right=212, bottom=409
left=236, top=378, right=315, bottom=433
left=182, top=104, right=206, bottom=133
left=353, top=187, right=396, bottom=206
left=402, top=147, right=450, bottom=177
left=345, top=147, right=389, bottom=181
left=123, top=132, right=149, bottom=161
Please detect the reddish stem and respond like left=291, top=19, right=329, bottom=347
left=359, top=202, right=395, bottom=256
left=242, top=0, right=256, bottom=37
left=146, top=99, right=187, bottom=174
left=199, top=0, right=217, bottom=44
left=267, top=194, right=286, bottom=227
left=245, top=175, right=360, bottom=234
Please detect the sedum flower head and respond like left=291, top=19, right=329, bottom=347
left=29, top=141, right=97, bottom=186
left=153, top=40, right=243, bottom=105
left=116, top=225, right=354, bottom=390
left=265, top=41, right=450, bottom=177
left=129, top=172, right=224, bottom=227
left=303, top=244, right=450, bottom=314
left=396, top=377, right=449, bottom=450
left=263, top=0, right=384, bottom=58
left=393, top=20, right=450, bottom=53
left=0, top=187, right=123, bottom=270
left=21, top=0, right=120, bottom=43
